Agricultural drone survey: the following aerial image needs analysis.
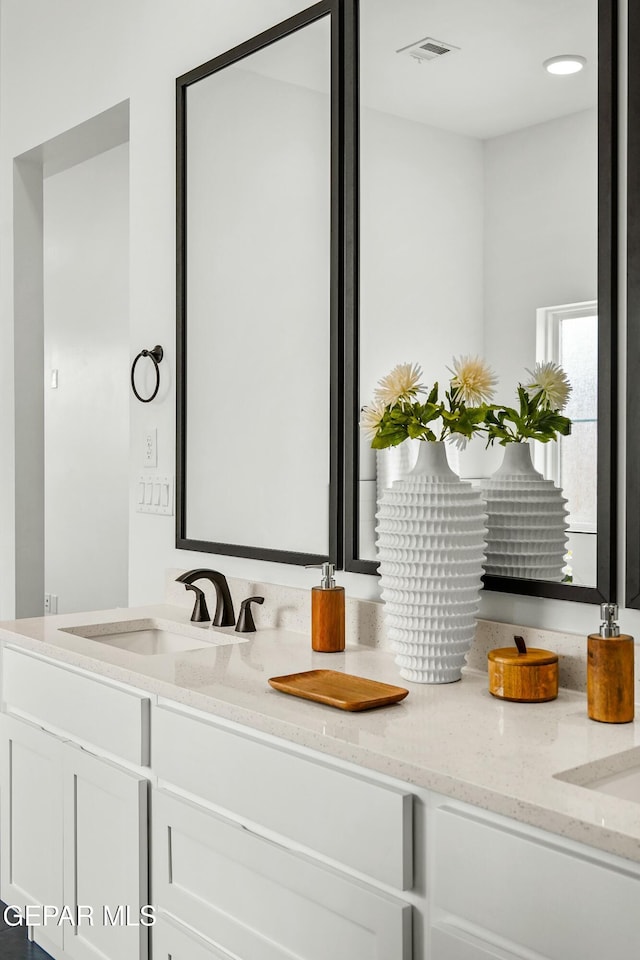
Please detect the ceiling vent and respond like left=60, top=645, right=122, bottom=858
left=396, top=36, right=460, bottom=64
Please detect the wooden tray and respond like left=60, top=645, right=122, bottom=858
left=268, top=669, right=409, bottom=711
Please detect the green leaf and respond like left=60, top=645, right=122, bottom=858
left=488, top=390, right=572, bottom=444
left=407, top=420, right=425, bottom=439
left=427, top=383, right=439, bottom=405
left=371, top=428, right=407, bottom=449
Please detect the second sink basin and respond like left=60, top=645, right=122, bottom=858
left=555, top=747, right=640, bottom=805
left=60, top=617, right=247, bottom=656
left=587, top=766, right=640, bottom=803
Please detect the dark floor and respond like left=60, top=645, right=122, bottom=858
left=0, top=903, right=53, bottom=959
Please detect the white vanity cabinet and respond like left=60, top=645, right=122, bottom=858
left=428, top=796, right=640, bottom=960
left=151, top=700, right=414, bottom=960
left=2, top=638, right=640, bottom=960
left=0, top=647, right=150, bottom=960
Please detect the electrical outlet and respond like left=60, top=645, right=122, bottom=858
left=44, top=594, right=59, bottom=615
left=144, top=429, right=157, bottom=467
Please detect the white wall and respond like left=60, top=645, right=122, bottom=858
left=11, top=159, right=44, bottom=618
left=44, top=143, right=129, bottom=614
left=0, top=0, right=633, bottom=639
left=483, top=109, right=597, bottom=389
left=0, top=0, right=317, bottom=622
left=359, top=105, right=484, bottom=405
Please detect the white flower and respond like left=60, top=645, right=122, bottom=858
left=374, top=362, right=425, bottom=407
left=525, top=362, right=572, bottom=411
left=359, top=400, right=386, bottom=439
left=448, top=355, right=497, bottom=405
left=448, top=432, right=469, bottom=451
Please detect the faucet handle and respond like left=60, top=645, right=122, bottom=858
left=181, top=583, right=210, bottom=623
left=235, top=596, right=264, bottom=634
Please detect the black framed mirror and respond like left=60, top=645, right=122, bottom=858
left=344, top=0, right=617, bottom=605
left=626, top=0, right=640, bottom=607
left=176, top=2, right=343, bottom=566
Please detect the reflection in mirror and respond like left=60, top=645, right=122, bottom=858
left=348, top=0, right=615, bottom=597
left=533, top=300, right=598, bottom=583
left=177, top=9, right=337, bottom=565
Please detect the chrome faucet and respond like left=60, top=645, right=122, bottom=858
left=176, top=569, right=236, bottom=627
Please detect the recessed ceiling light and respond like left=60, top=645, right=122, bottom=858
left=543, top=55, right=586, bottom=76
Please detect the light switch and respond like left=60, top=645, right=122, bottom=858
left=136, top=474, right=174, bottom=516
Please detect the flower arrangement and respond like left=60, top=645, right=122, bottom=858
left=362, top=359, right=571, bottom=448
left=361, top=357, right=497, bottom=449
left=484, top=362, right=572, bottom=445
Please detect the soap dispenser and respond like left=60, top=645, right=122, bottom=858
left=587, top=603, right=635, bottom=723
left=307, top=563, right=345, bottom=652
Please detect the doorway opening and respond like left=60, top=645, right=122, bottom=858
left=13, top=101, right=130, bottom=617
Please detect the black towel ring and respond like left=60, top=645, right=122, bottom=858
left=131, top=345, right=164, bottom=403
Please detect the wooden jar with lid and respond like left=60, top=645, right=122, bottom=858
left=488, top=636, right=558, bottom=703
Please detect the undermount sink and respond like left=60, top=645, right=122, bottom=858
left=587, top=767, right=640, bottom=803
left=555, top=748, right=640, bottom=805
left=59, top=617, right=247, bottom=656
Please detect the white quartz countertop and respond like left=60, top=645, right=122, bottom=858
left=1, top=603, right=640, bottom=865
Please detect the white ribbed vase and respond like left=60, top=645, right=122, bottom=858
left=376, top=442, right=487, bottom=684
left=482, top=443, right=569, bottom=581
left=376, top=441, right=418, bottom=504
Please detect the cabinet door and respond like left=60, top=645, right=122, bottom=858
left=431, top=924, right=521, bottom=960
left=153, top=787, right=411, bottom=960
left=153, top=915, right=236, bottom=960
left=2, top=647, right=151, bottom=765
left=0, top=713, right=64, bottom=954
left=154, top=703, right=412, bottom=889
left=62, top=744, right=148, bottom=960
left=432, top=801, right=640, bottom=960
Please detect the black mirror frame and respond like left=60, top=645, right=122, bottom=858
left=342, top=0, right=618, bottom=604
left=175, top=2, right=344, bottom=567
left=626, top=1, right=640, bottom=606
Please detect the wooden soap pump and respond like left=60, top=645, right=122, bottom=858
left=306, top=562, right=345, bottom=652
left=588, top=603, right=635, bottom=723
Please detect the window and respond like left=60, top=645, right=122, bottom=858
left=535, top=301, right=597, bottom=535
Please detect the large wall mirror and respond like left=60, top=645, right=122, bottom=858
left=176, top=3, right=342, bottom=566
left=626, top=0, right=640, bottom=607
left=344, top=0, right=617, bottom=603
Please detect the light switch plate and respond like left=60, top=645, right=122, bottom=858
left=136, top=475, right=173, bottom=515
